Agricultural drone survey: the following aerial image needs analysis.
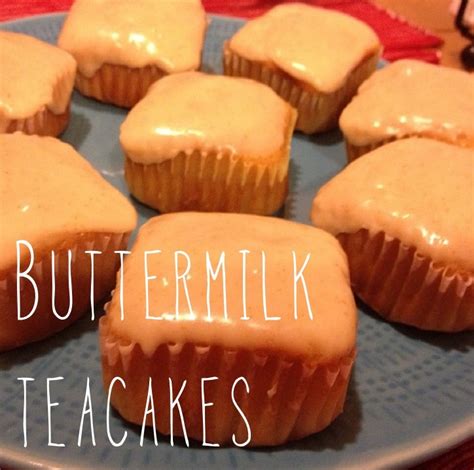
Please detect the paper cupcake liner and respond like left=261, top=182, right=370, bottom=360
left=0, top=232, right=129, bottom=351
left=75, top=63, right=167, bottom=108
left=344, top=138, right=396, bottom=163
left=100, top=317, right=355, bottom=446
left=223, top=44, right=379, bottom=134
left=337, top=229, right=474, bottom=332
left=2, top=59, right=74, bottom=136
left=344, top=134, right=474, bottom=163
left=3, top=104, right=70, bottom=137
left=124, top=146, right=290, bottom=215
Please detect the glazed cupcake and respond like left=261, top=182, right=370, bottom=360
left=340, top=60, right=474, bottom=162
left=100, top=212, right=356, bottom=446
left=223, top=3, right=381, bottom=134
left=58, top=0, right=207, bottom=107
left=0, top=31, right=76, bottom=136
left=311, top=138, right=474, bottom=332
left=0, top=134, right=137, bottom=351
left=120, top=72, right=297, bottom=215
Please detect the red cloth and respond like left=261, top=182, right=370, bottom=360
left=0, top=1, right=471, bottom=469
left=0, top=0, right=444, bottom=63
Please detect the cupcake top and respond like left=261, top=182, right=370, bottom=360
left=58, top=0, right=207, bottom=78
left=120, top=72, right=296, bottom=163
left=311, top=138, right=474, bottom=272
left=340, top=60, right=474, bottom=147
left=0, top=31, right=76, bottom=126
left=105, top=212, right=356, bottom=361
left=0, top=133, right=137, bottom=271
left=227, top=3, right=380, bottom=94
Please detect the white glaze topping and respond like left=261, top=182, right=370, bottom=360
left=228, top=3, right=380, bottom=93
left=58, top=0, right=207, bottom=77
left=0, top=133, right=137, bottom=271
left=340, top=60, right=474, bottom=147
left=311, top=138, right=474, bottom=272
left=0, top=31, right=76, bottom=127
left=120, top=72, right=295, bottom=163
left=105, top=212, right=356, bottom=361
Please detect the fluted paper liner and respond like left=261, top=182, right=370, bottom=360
left=344, top=135, right=474, bottom=163
left=0, top=232, right=129, bottom=351
left=5, top=105, right=70, bottom=137
left=123, top=110, right=295, bottom=215
left=75, top=63, right=167, bottom=108
left=99, top=317, right=355, bottom=446
left=344, top=138, right=397, bottom=163
left=338, top=229, right=474, bottom=332
left=3, top=58, right=75, bottom=136
left=223, top=44, right=379, bottom=134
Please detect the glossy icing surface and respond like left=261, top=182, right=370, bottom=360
left=106, top=213, right=356, bottom=360
left=0, top=134, right=137, bottom=271
left=340, top=60, right=474, bottom=146
left=58, top=0, right=207, bottom=77
left=120, top=72, right=295, bottom=163
left=228, top=3, right=380, bottom=93
left=0, top=31, right=76, bottom=126
left=311, top=138, right=474, bottom=272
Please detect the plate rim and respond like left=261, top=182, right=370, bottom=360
left=0, top=11, right=472, bottom=470
left=1, top=415, right=473, bottom=470
left=0, top=10, right=246, bottom=28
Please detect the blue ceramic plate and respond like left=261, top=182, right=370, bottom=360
left=0, top=13, right=473, bottom=470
